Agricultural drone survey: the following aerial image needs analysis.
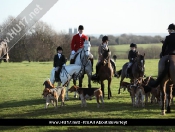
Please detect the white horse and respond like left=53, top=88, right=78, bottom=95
left=50, top=64, right=82, bottom=100
left=0, top=40, right=9, bottom=62
left=71, top=38, right=93, bottom=97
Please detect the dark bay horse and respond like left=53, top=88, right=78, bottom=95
left=151, top=55, right=175, bottom=115
left=92, top=50, right=113, bottom=99
left=117, top=53, right=145, bottom=94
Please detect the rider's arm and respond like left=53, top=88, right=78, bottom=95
left=98, top=45, right=102, bottom=58
left=53, top=55, right=57, bottom=67
left=71, top=35, right=76, bottom=51
left=162, top=36, right=168, bottom=56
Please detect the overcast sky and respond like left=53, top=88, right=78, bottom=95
left=1, top=0, right=174, bottom=35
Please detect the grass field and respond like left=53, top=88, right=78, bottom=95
left=0, top=60, right=175, bottom=132
left=91, top=43, right=162, bottom=59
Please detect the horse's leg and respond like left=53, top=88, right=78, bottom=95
left=161, top=81, right=167, bottom=115
left=118, top=77, right=124, bottom=94
left=108, top=78, right=112, bottom=99
left=79, top=77, right=83, bottom=88
left=73, top=79, right=78, bottom=98
left=101, top=81, right=105, bottom=98
left=167, top=85, right=173, bottom=113
left=65, top=81, right=70, bottom=100
left=87, top=73, right=92, bottom=88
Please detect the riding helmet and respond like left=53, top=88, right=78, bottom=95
left=130, top=43, right=137, bottom=48
left=56, top=46, right=63, bottom=51
left=102, top=36, right=109, bottom=42
left=168, top=23, right=175, bottom=30
left=78, top=25, right=84, bottom=30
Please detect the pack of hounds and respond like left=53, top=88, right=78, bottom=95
left=42, top=76, right=174, bottom=109
left=42, top=78, right=104, bottom=109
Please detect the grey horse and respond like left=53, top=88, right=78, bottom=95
left=0, top=40, right=9, bottom=62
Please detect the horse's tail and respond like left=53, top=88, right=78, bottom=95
left=150, top=65, right=169, bottom=88
left=116, top=69, right=122, bottom=78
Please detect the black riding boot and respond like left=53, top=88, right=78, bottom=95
left=55, top=67, right=62, bottom=82
left=110, top=60, right=118, bottom=77
left=95, top=62, right=101, bottom=76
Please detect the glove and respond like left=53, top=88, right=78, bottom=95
left=62, top=64, right=65, bottom=66
left=71, top=50, right=75, bottom=54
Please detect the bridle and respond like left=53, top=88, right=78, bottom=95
left=136, top=55, right=145, bottom=72
left=79, top=43, right=91, bottom=67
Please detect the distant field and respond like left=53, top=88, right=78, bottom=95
left=91, top=43, right=162, bottom=59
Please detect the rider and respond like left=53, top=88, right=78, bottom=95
left=157, top=23, right=175, bottom=79
left=70, top=25, right=93, bottom=71
left=125, top=43, right=139, bottom=78
left=94, top=35, right=118, bottom=77
left=53, top=46, right=66, bottom=82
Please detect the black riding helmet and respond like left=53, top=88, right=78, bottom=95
left=56, top=46, right=63, bottom=52
left=130, top=43, right=137, bottom=48
left=102, top=36, right=109, bottom=42
left=168, top=23, right=175, bottom=30
left=78, top=25, right=84, bottom=30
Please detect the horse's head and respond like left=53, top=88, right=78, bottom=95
left=83, top=37, right=91, bottom=57
left=136, top=53, right=145, bottom=72
left=101, top=49, right=111, bottom=65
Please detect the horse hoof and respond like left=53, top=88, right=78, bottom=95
left=161, top=110, right=166, bottom=115
left=166, top=110, right=171, bottom=113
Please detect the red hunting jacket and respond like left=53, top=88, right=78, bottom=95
left=71, top=34, right=88, bottom=52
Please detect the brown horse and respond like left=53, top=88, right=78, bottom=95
left=91, top=50, right=113, bottom=99
left=117, top=53, right=145, bottom=94
left=151, top=55, right=175, bottom=115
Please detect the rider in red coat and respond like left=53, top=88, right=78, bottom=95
left=70, top=25, right=93, bottom=71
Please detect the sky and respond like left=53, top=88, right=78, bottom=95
left=0, top=0, right=175, bottom=35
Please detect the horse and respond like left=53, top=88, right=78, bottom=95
left=0, top=40, right=9, bottom=63
left=92, top=49, right=113, bottom=99
left=117, top=53, right=145, bottom=94
left=150, top=56, right=175, bottom=115
left=71, top=38, right=92, bottom=97
left=50, top=64, right=83, bottom=100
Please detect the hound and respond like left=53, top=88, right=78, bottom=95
left=120, top=81, right=131, bottom=92
left=42, top=86, right=65, bottom=109
left=68, top=85, right=104, bottom=108
left=43, top=78, right=54, bottom=89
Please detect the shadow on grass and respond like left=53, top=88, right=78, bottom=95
left=1, top=96, right=174, bottom=119
left=0, top=126, right=175, bottom=132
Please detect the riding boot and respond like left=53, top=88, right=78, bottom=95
left=55, top=71, right=59, bottom=82
left=57, top=67, right=62, bottom=82
left=125, top=67, right=129, bottom=78
left=110, top=60, right=118, bottom=77
left=95, top=62, right=101, bottom=77
left=70, top=59, right=75, bottom=64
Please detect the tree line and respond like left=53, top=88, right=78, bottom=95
left=0, top=16, right=163, bottom=62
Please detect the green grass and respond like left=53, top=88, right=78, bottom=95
left=91, top=43, right=162, bottom=59
left=0, top=60, right=175, bottom=132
